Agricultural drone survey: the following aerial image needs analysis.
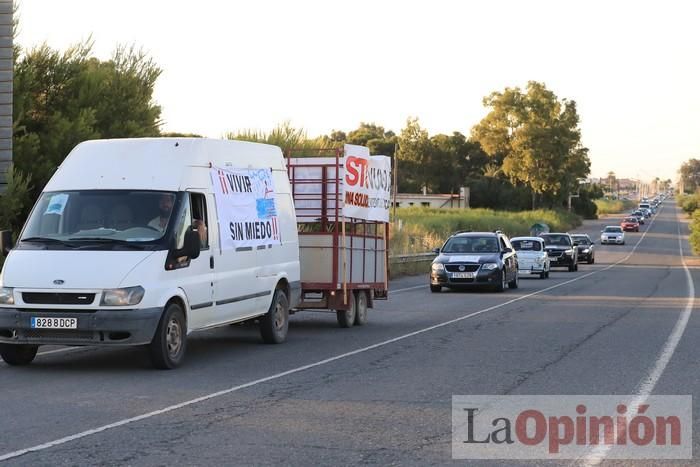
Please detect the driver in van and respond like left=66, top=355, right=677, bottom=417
left=148, top=193, right=175, bottom=232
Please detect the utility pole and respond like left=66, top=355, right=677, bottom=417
left=0, top=1, right=12, bottom=192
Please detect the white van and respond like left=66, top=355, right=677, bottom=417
left=0, top=138, right=301, bottom=368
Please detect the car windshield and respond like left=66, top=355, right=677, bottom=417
left=21, top=190, right=177, bottom=244
left=442, top=236, right=499, bottom=253
left=511, top=239, right=542, bottom=251
left=573, top=236, right=590, bottom=245
left=540, top=235, right=571, bottom=246
left=604, top=227, right=622, bottom=233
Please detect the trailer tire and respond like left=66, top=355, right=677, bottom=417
left=336, top=293, right=356, bottom=328
left=260, top=288, right=289, bottom=344
left=354, top=291, right=368, bottom=326
left=0, top=344, right=38, bottom=366
left=149, top=303, right=187, bottom=370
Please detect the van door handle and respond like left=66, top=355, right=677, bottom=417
left=210, top=256, right=214, bottom=269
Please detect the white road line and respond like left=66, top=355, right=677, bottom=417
left=392, top=284, right=426, bottom=293
left=581, top=205, right=693, bottom=466
left=0, top=208, right=663, bottom=461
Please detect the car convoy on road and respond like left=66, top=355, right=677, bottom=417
left=0, top=139, right=669, bottom=371
left=429, top=195, right=667, bottom=293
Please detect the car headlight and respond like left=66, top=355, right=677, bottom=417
left=564, top=249, right=574, bottom=255
left=582, top=248, right=590, bottom=253
left=100, top=286, right=145, bottom=306
left=482, top=263, right=499, bottom=270
left=0, top=287, right=14, bottom=305
left=431, top=263, right=444, bottom=272
left=535, top=257, right=544, bottom=264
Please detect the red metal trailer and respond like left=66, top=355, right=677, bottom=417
left=287, top=148, right=389, bottom=327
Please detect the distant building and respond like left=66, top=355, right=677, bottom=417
left=393, top=187, right=469, bottom=209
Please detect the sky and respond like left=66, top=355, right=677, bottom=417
left=15, top=0, right=700, bottom=182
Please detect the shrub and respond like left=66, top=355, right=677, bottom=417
left=391, top=207, right=581, bottom=255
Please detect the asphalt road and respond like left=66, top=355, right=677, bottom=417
left=1, top=200, right=697, bottom=466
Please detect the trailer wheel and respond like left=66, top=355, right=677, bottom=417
left=336, top=292, right=356, bottom=328
left=260, top=288, right=289, bottom=344
left=354, top=291, right=368, bottom=326
left=150, top=303, right=187, bottom=370
left=0, top=344, right=38, bottom=366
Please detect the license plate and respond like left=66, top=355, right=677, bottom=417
left=518, top=270, right=534, bottom=274
left=31, top=317, right=78, bottom=329
left=451, top=272, right=475, bottom=279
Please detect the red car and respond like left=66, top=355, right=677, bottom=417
left=620, top=217, right=640, bottom=232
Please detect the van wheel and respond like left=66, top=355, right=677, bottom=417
left=260, top=289, right=289, bottom=344
left=354, top=291, right=369, bottom=326
left=336, top=293, right=356, bottom=328
left=150, top=303, right=187, bottom=369
left=0, top=344, right=38, bottom=366
left=430, top=284, right=441, bottom=293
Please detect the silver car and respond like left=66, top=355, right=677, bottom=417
left=600, top=226, right=625, bottom=245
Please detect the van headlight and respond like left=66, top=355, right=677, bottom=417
left=482, top=263, right=499, bottom=270
left=431, top=263, right=444, bottom=271
left=100, top=286, right=145, bottom=306
left=0, top=287, right=14, bottom=305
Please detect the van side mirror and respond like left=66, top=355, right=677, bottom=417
left=184, top=229, right=201, bottom=260
left=502, top=247, right=513, bottom=254
left=0, top=231, right=13, bottom=256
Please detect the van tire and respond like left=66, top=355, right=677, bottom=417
left=260, top=288, right=289, bottom=344
left=354, top=291, right=368, bottom=326
left=150, top=303, right=187, bottom=369
left=0, top=344, right=38, bottom=366
left=336, top=293, right=356, bottom=328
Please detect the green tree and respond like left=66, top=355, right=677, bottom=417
left=471, top=81, right=590, bottom=208
left=346, top=122, right=393, bottom=146
left=680, top=159, right=700, bottom=193
left=396, top=117, right=431, bottom=192
left=227, top=121, right=335, bottom=155
left=6, top=40, right=163, bottom=231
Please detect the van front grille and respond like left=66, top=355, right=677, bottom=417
left=22, top=293, right=96, bottom=305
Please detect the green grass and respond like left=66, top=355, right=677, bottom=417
left=390, top=207, right=581, bottom=255
left=677, top=193, right=700, bottom=214
left=594, top=199, right=638, bottom=215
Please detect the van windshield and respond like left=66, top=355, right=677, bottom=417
left=20, top=190, right=178, bottom=248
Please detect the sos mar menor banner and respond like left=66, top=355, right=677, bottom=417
left=211, top=167, right=281, bottom=249
left=343, top=144, right=392, bottom=223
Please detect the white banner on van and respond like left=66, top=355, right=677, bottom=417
left=210, top=167, right=281, bottom=249
left=343, top=144, right=392, bottom=222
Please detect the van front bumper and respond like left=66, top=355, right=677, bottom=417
left=0, top=307, right=163, bottom=346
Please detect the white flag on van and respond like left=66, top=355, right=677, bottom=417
left=210, top=167, right=282, bottom=249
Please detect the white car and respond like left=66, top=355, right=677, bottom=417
left=511, top=236, right=550, bottom=279
left=600, top=226, right=625, bottom=245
